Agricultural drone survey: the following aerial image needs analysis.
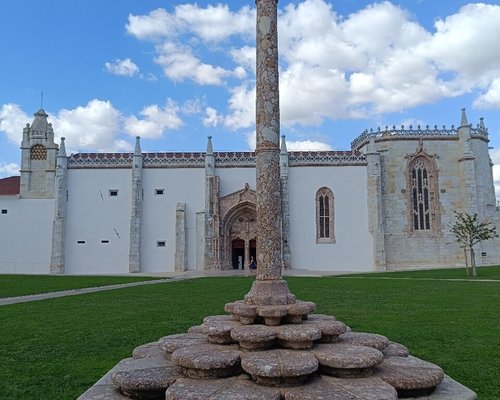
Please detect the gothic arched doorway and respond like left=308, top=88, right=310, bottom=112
left=222, top=205, right=256, bottom=270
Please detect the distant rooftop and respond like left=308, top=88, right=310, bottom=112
left=0, top=176, right=20, bottom=196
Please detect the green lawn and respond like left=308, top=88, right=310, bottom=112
left=0, top=275, right=160, bottom=298
left=0, top=271, right=499, bottom=399
left=343, top=265, right=500, bottom=280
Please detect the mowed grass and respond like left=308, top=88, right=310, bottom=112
left=0, top=271, right=499, bottom=399
left=346, top=265, right=500, bottom=280
left=0, top=275, right=160, bottom=298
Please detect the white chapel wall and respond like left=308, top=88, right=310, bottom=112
left=288, top=166, right=373, bottom=272
left=65, top=169, right=132, bottom=274
left=141, top=168, right=205, bottom=272
left=217, top=167, right=256, bottom=196
left=0, top=198, right=53, bottom=274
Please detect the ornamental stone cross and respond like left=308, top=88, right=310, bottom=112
left=245, top=0, right=296, bottom=305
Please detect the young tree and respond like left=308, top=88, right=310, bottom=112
left=449, top=212, right=498, bottom=277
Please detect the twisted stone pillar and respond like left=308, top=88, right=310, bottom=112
left=245, top=0, right=295, bottom=305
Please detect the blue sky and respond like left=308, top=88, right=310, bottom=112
left=2, top=0, right=500, bottom=192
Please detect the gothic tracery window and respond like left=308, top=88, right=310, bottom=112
left=407, top=154, right=440, bottom=234
left=316, top=187, right=335, bottom=243
left=30, top=144, right=47, bottom=160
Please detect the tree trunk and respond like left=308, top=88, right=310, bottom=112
left=470, top=247, right=477, bottom=278
left=463, top=248, right=470, bottom=277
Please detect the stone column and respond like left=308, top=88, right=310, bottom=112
left=50, top=137, right=68, bottom=274
left=245, top=0, right=295, bottom=305
left=175, top=203, right=188, bottom=271
left=129, top=136, right=143, bottom=273
left=280, top=135, right=292, bottom=269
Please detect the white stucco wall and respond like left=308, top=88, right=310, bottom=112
left=141, top=168, right=205, bottom=272
left=0, top=197, right=53, bottom=274
left=217, top=168, right=256, bottom=196
left=65, top=169, right=132, bottom=274
left=288, top=166, right=373, bottom=272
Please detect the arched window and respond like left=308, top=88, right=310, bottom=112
left=316, top=187, right=335, bottom=243
left=407, top=154, right=440, bottom=234
left=30, top=144, right=47, bottom=160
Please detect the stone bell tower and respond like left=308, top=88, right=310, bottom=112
left=19, top=109, right=58, bottom=199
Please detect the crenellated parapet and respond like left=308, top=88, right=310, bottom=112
left=352, top=123, right=488, bottom=151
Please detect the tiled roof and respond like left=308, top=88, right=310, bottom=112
left=0, top=176, right=20, bottom=196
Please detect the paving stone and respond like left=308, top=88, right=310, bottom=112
left=77, top=384, right=128, bottom=400
left=112, top=365, right=182, bottom=399
left=158, top=333, right=208, bottom=354
left=230, top=324, right=277, bottom=350
left=171, top=344, right=242, bottom=379
left=405, top=375, right=477, bottom=400
left=313, top=343, right=383, bottom=369
left=338, top=332, right=389, bottom=350
left=132, top=342, right=164, bottom=359
left=200, top=320, right=241, bottom=344
left=306, top=314, right=336, bottom=321
left=375, top=355, right=444, bottom=397
left=304, top=319, right=346, bottom=342
left=203, top=315, right=236, bottom=323
left=275, top=324, right=322, bottom=349
left=382, top=342, right=410, bottom=358
left=241, top=349, right=318, bottom=386
left=187, top=325, right=205, bottom=334
left=166, top=377, right=281, bottom=400
left=283, top=376, right=397, bottom=400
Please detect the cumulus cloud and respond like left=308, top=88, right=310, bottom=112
left=0, top=162, right=20, bottom=177
left=474, top=78, right=500, bottom=110
left=203, top=107, right=222, bottom=128
left=245, top=131, right=331, bottom=152
left=489, top=149, right=500, bottom=200
left=124, top=99, right=183, bottom=138
left=0, top=103, right=30, bottom=143
left=125, top=1, right=500, bottom=129
left=155, top=42, right=237, bottom=85
left=104, top=58, right=140, bottom=77
left=51, top=100, right=127, bottom=152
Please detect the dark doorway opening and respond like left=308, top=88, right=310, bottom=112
left=250, top=239, right=257, bottom=264
left=232, top=239, right=245, bottom=269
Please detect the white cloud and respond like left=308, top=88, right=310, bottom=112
left=0, top=162, right=20, bottom=177
left=473, top=78, right=500, bottom=110
left=224, top=84, right=255, bottom=129
left=104, top=58, right=139, bottom=77
left=124, top=99, right=183, bottom=139
left=126, top=8, right=179, bottom=40
left=0, top=103, right=30, bottom=144
left=154, top=42, right=235, bottom=85
left=489, top=149, right=500, bottom=200
left=203, top=107, right=222, bottom=128
left=285, top=140, right=333, bottom=151
left=52, top=100, right=126, bottom=152
left=127, top=4, right=254, bottom=43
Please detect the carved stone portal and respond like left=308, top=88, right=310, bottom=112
left=219, top=184, right=257, bottom=270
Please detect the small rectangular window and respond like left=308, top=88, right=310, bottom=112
left=1, top=209, right=7, bottom=214
left=155, top=188, right=165, bottom=195
left=157, top=240, right=166, bottom=247
left=109, top=189, right=119, bottom=197
left=77, top=240, right=86, bottom=244
left=101, top=240, right=109, bottom=244
left=481, top=252, right=487, bottom=257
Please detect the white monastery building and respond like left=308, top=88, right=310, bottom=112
left=0, top=108, right=499, bottom=274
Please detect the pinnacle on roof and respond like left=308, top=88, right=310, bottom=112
left=206, top=136, right=213, bottom=154
left=479, top=117, right=486, bottom=130
left=31, top=108, right=50, bottom=132
left=280, top=135, right=288, bottom=154
left=58, top=137, right=67, bottom=157
left=134, top=136, right=141, bottom=155
left=460, top=108, right=468, bottom=127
